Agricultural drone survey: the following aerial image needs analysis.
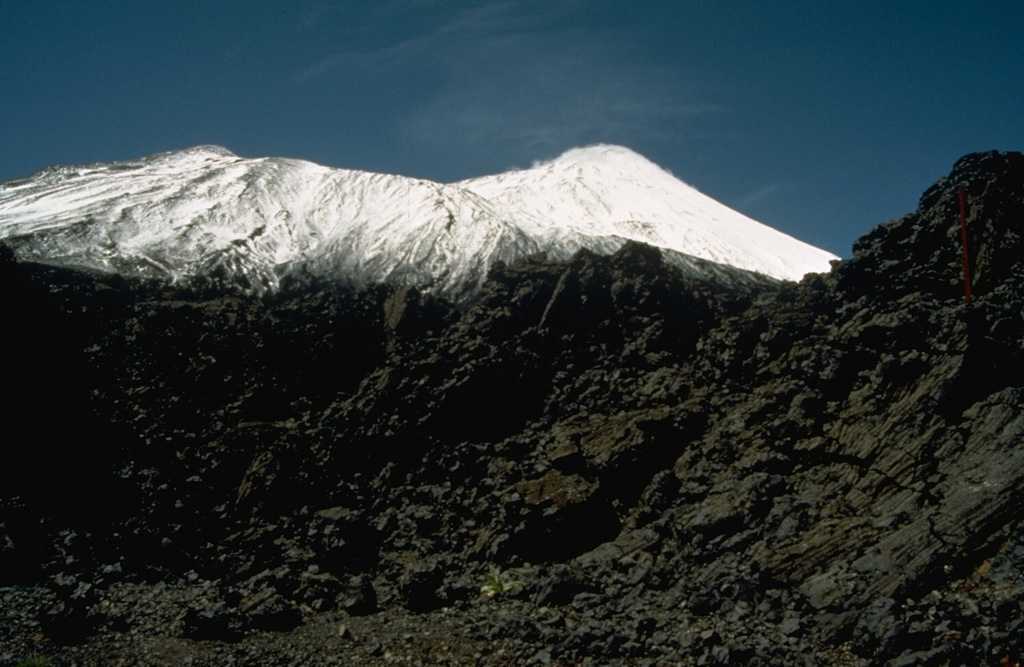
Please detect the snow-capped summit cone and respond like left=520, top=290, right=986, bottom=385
left=0, top=145, right=838, bottom=300
left=460, top=145, right=836, bottom=282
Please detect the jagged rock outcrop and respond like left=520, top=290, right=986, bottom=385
left=1, top=151, right=1022, bottom=666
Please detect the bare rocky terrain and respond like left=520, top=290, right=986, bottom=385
left=1, top=151, right=1022, bottom=666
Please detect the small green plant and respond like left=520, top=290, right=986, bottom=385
left=480, top=564, right=524, bottom=598
left=16, top=655, right=50, bottom=667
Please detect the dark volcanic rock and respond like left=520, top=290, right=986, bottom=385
left=1, top=151, right=1023, bottom=666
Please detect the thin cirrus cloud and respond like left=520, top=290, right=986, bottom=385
left=293, top=2, right=720, bottom=174
left=736, top=183, right=787, bottom=208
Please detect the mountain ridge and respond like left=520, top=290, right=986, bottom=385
left=0, top=144, right=837, bottom=300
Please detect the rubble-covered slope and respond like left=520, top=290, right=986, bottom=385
left=1, top=151, right=1022, bottom=666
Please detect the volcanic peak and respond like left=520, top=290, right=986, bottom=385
left=0, top=145, right=838, bottom=299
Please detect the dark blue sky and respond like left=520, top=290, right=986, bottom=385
left=2, top=1, right=1021, bottom=256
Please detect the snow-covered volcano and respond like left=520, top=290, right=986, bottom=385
left=0, top=144, right=837, bottom=299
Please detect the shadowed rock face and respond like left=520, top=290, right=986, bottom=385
left=1, top=151, right=1022, bottom=665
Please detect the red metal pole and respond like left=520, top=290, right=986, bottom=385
left=958, top=186, right=972, bottom=304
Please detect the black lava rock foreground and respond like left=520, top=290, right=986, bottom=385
left=1, top=151, right=1022, bottom=666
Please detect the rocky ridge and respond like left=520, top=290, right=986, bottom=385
left=0, top=151, right=1022, bottom=666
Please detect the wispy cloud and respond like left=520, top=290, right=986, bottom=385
left=736, top=183, right=787, bottom=208
left=375, top=0, right=453, bottom=16
left=293, top=1, right=722, bottom=172
left=295, top=1, right=344, bottom=32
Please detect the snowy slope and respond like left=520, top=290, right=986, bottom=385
left=460, top=145, right=836, bottom=281
left=0, top=145, right=837, bottom=299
